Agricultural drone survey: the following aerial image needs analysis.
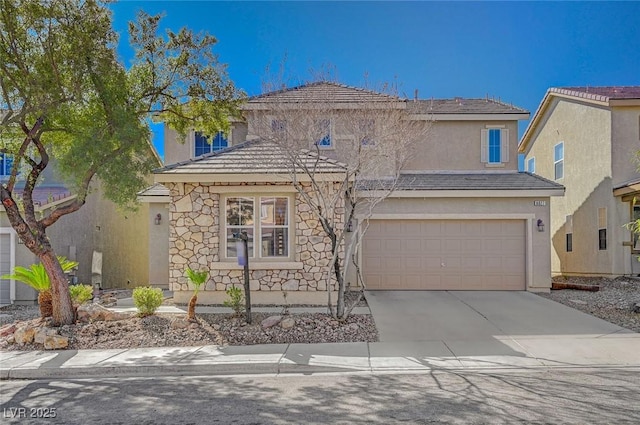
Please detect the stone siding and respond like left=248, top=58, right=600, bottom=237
left=167, top=182, right=344, bottom=294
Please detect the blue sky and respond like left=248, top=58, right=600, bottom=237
left=109, top=1, right=640, bottom=162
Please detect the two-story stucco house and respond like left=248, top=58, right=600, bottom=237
left=1, top=155, right=159, bottom=305
left=148, top=82, right=564, bottom=305
left=519, top=86, right=640, bottom=277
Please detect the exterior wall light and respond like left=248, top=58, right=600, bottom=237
left=537, top=219, right=544, bottom=232
left=154, top=213, right=162, bottom=225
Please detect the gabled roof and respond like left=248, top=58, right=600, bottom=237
left=361, top=172, right=564, bottom=193
left=551, top=86, right=640, bottom=101
left=154, top=140, right=346, bottom=183
left=245, top=81, right=400, bottom=104
left=407, top=98, right=528, bottom=115
left=520, top=86, right=640, bottom=152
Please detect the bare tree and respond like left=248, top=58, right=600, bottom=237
left=246, top=80, right=431, bottom=319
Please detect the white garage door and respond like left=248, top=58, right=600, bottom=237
left=0, top=233, right=13, bottom=304
left=363, top=219, right=526, bottom=290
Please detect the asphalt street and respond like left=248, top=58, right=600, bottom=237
left=2, top=368, right=640, bottom=424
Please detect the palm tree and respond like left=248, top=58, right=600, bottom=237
left=185, top=267, right=208, bottom=321
left=2, top=257, right=78, bottom=318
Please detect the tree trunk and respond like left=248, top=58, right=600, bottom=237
left=38, top=290, right=53, bottom=318
left=40, top=250, right=74, bottom=325
left=187, top=294, right=197, bottom=321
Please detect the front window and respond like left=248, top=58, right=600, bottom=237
left=632, top=205, right=640, bottom=252
left=566, top=215, right=573, bottom=252
left=194, top=131, right=228, bottom=157
left=225, top=196, right=290, bottom=259
left=527, top=157, right=536, bottom=173
left=488, top=128, right=501, bottom=164
left=359, top=119, right=375, bottom=145
left=0, top=153, right=14, bottom=176
left=554, top=142, right=564, bottom=180
left=314, top=119, right=332, bottom=148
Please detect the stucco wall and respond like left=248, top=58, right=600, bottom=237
left=167, top=181, right=345, bottom=299
left=611, top=106, right=640, bottom=186
left=148, top=203, right=169, bottom=288
left=405, top=120, right=519, bottom=171
left=164, top=124, right=248, bottom=165
left=366, top=196, right=553, bottom=290
left=523, top=97, right=627, bottom=276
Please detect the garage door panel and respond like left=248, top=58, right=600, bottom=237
left=363, top=219, right=525, bottom=291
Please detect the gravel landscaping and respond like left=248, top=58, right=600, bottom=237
left=2, top=278, right=638, bottom=351
left=538, top=276, right=640, bottom=332
left=0, top=293, right=377, bottom=351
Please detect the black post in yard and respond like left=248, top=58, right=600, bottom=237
left=240, top=231, right=252, bottom=324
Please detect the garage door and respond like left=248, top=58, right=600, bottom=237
left=363, top=219, right=525, bottom=290
left=0, top=233, right=12, bottom=304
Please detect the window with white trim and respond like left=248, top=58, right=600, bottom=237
left=194, top=131, right=228, bottom=157
left=224, top=195, right=291, bottom=259
left=527, top=157, right=535, bottom=173
left=0, top=153, right=15, bottom=176
left=598, top=207, right=607, bottom=251
left=314, top=119, right=332, bottom=148
left=480, top=127, right=509, bottom=165
left=633, top=205, right=640, bottom=252
left=359, top=119, right=375, bottom=146
left=565, top=215, right=573, bottom=252
left=554, top=142, right=564, bottom=180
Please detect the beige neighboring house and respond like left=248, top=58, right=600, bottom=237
left=1, top=155, right=158, bottom=305
left=151, top=82, right=564, bottom=305
left=519, top=86, right=640, bottom=277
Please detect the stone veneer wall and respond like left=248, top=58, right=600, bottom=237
left=167, top=181, right=345, bottom=293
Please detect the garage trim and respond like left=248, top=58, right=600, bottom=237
left=358, top=214, right=535, bottom=291
left=0, top=227, right=16, bottom=303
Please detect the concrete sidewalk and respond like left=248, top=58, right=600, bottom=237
left=2, top=333, right=639, bottom=380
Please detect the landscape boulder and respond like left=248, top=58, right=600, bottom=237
left=261, top=315, right=282, bottom=329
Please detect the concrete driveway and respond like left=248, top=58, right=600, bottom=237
left=365, top=291, right=639, bottom=368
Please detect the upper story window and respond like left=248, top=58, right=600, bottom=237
left=314, top=119, right=332, bottom=148
left=359, top=119, right=375, bottom=146
left=271, top=119, right=287, bottom=137
left=224, top=195, right=291, bottom=259
left=0, top=153, right=15, bottom=177
left=554, top=142, right=564, bottom=180
left=527, top=157, right=536, bottom=174
left=480, top=127, right=509, bottom=165
left=194, top=131, right=227, bottom=157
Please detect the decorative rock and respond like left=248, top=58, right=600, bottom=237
left=170, top=320, right=189, bottom=332
left=348, top=323, right=359, bottom=331
left=0, top=323, right=16, bottom=337
left=261, top=315, right=282, bottom=329
left=280, top=317, right=295, bottom=329
left=633, top=303, right=640, bottom=313
left=569, top=299, right=588, bottom=305
left=14, top=326, right=36, bottom=344
left=194, top=215, right=214, bottom=227
left=282, top=280, right=299, bottom=291
left=44, top=335, right=69, bottom=350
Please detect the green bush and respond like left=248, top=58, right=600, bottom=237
left=132, top=286, right=164, bottom=316
left=69, top=284, right=93, bottom=305
left=223, top=286, right=245, bottom=316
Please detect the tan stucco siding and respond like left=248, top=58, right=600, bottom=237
left=611, top=106, right=640, bottom=186
left=148, top=203, right=169, bottom=288
left=362, top=196, right=552, bottom=290
left=523, top=97, right=625, bottom=275
left=404, top=120, right=519, bottom=171
left=2, top=182, right=150, bottom=297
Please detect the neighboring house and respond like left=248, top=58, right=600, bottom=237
left=153, top=82, right=563, bottom=305
left=519, top=86, right=640, bottom=277
left=1, top=154, right=159, bottom=305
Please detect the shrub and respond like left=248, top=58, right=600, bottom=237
left=223, top=286, right=245, bottom=316
left=132, top=286, right=164, bottom=316
left=69, top=284, right=93, bottom=305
